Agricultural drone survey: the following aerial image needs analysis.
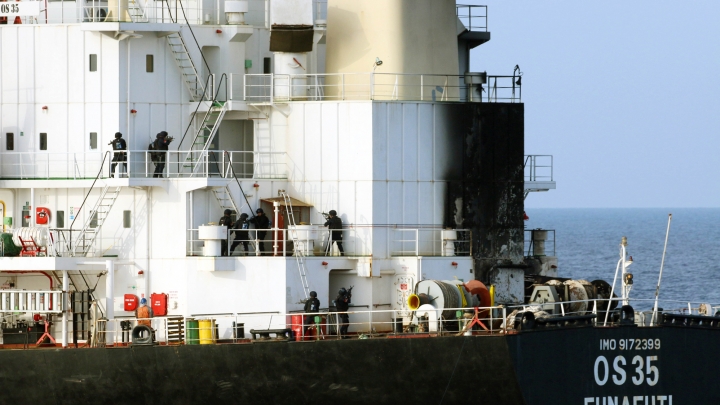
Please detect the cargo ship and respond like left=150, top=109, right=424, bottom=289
left=0, top=1, right=716, bottom=404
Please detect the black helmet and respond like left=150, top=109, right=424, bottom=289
left=256, top=208, right=264, bottom=214
left=240, top=213, right=249, bottom=219
left=224, top=209, right=232, bottom=215
left=115, top=132, right=122, bottom=138
left=309, top=291, right=317, bottom=298
left=339, top=288, right=347, bottom=296
left=160, top=131, right=168, bottom=137
left=156, top=133, right=163, bottom=138
left=329, top=210, right=337, bottom=216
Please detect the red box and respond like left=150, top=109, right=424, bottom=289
left=151, top=293, right=168, bottom=316
left=291, top=315, right=304, bottom=341
left=124, top=294, right=138, bottom=311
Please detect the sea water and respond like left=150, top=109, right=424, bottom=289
left=524, top=208, right=720, bottom=309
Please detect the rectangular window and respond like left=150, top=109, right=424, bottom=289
left=146, top=55, right=154, bottom=72
left=89, top=132, right=97, bottom=150
left=123, top=210, right=131, bottom=228
left=6, top=133, right=13, bottom=150
left=39, top=133, right=47, bottom=150
left=263, top=57, right=271, bottom=74
left=57, top=211, right=65, bottom=228
left=90, top=211, right=98, bottom=228
left=89, top=54, right=97, bottom=72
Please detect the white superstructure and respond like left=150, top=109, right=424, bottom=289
left=0, top=0, right=553, bottom=346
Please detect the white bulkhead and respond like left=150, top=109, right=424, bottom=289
left=0, top=0, right=489, bottom=345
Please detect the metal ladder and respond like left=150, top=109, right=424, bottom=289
left=281, top=192, right=310, bottom=300
left=166, top=32, right=205, bottom=101
left=127, top=0, right=148, bottom=22
left=72, top=186, right=122, bottom=257
left=212, top=185, right=240, bottom=214
left=183, top=101, right=228, bottom=176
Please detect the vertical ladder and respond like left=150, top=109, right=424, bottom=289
left=281, top=192, right=310, bottom=300
left=183, top=101, right=228, bottom=176
left=72, top=186, right=122, bottom=257
left=212, top=185, right=240, bottom=214
left=166, top=32, right=205, bottom=101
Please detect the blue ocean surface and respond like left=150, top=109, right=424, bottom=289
left=524, top=208, right=720, bottom=310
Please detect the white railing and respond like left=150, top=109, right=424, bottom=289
left=187, top=227, right=373, bottom=257
left=456, top=4, right=488, bottom=32
left=390, top=228, right=471, bottom=257
left=0, top=152, right=105, bottom=180
left=0, top=290, right=63, bottom=313
left=239, top=73, right=522, bottom=104
left=18, top=0, right=268, bottom=25
left=94, top=306, right=510, bottom=346
left=0, top=150, right=286, bottom=180
left=7, top=296, right=720, bottom=348
left=524, top=155, right=553, bottom=182
left=186, top=226, right=471, bottom=257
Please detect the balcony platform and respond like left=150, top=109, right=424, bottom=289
left=0, top=176, right=236, bottom=190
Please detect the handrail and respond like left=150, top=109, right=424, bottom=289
left=242, top=72, right=522, bottom=103
left=182, top=74, right=229, bottom=176
left=67, top=151, right=110, bottom=252
left=177, top=0, right=212, bottom=77
left=176, top=75, right=215, bottom=158
left=161, top=0, right=176, bottom=23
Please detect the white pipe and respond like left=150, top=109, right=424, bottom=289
left=105, top=259, right=115, bottom=345
left=62, top=270, right=68, bottom=347
left=273, top=201, right=280, bottom=256
left=604, top=258, right=623, bottom=326
left=651, top=214, right=672, bottom=326
left=30, top=188, right=35, bottom=227
left=334, top=269, right=396, bottom=276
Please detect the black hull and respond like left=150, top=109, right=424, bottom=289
left=0, top=325, right=714, bottom=404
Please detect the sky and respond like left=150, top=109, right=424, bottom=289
left=465, top=2, right=720, bottom=208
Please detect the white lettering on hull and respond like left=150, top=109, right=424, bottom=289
left=584, top=395, right=672, bottom=405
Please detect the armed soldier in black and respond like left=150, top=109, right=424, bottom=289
left=110, top=132, right=127, bottom=178
left=303, top=291, right=321, bottom=338
left=248, top=208, right=270, bottom=255
left=229, top=213, right=250, bottom=255
left=335, top=287, right=352, bottom=339
left=218, top=209, right=234, bottom=256
left=153, top=131, right=172, bottom=178
left=324, top=210, right=344, bottom=256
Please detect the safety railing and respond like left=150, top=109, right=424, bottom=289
left=456, top=4, right=488, bottom=32
left=524, top=155, right=553, bottom=182
left=6, top=295, right=720, bottom=348
left=93, top=306, right=511, bottom=346
left=186, top=226, right=471, bottom=257
left=0, top=152, right=105, bottom=180
left=0, top=290, right=63, bottom=313
left=0, top=150, right=286, bottom=180
left=18, top=0, right=268, bottom=25
left=239, top=72, right=522, bottom=104
left=524, top=229, right=555, bottom=257
left=390, top=228, right=471, bottom=257
left=186, top=227, right=373, bottom=257
left=509, top=296, right=720, bottom=329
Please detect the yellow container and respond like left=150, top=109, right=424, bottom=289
left=198, top=319, right=215, bottom=344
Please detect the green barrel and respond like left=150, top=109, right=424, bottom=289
left=186, top=319, right=199, bottom=345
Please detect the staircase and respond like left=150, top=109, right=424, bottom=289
left=128, top=0, right=148, bottom=22
left=166, top=32, right=206, bottom=101
left=212, top=185, right=240, bottom=214
left=281, top=192, right=310, bottom=300
left=72, top=186, right=122, bottom=257
left=182, top=101, right=229, bottom=176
